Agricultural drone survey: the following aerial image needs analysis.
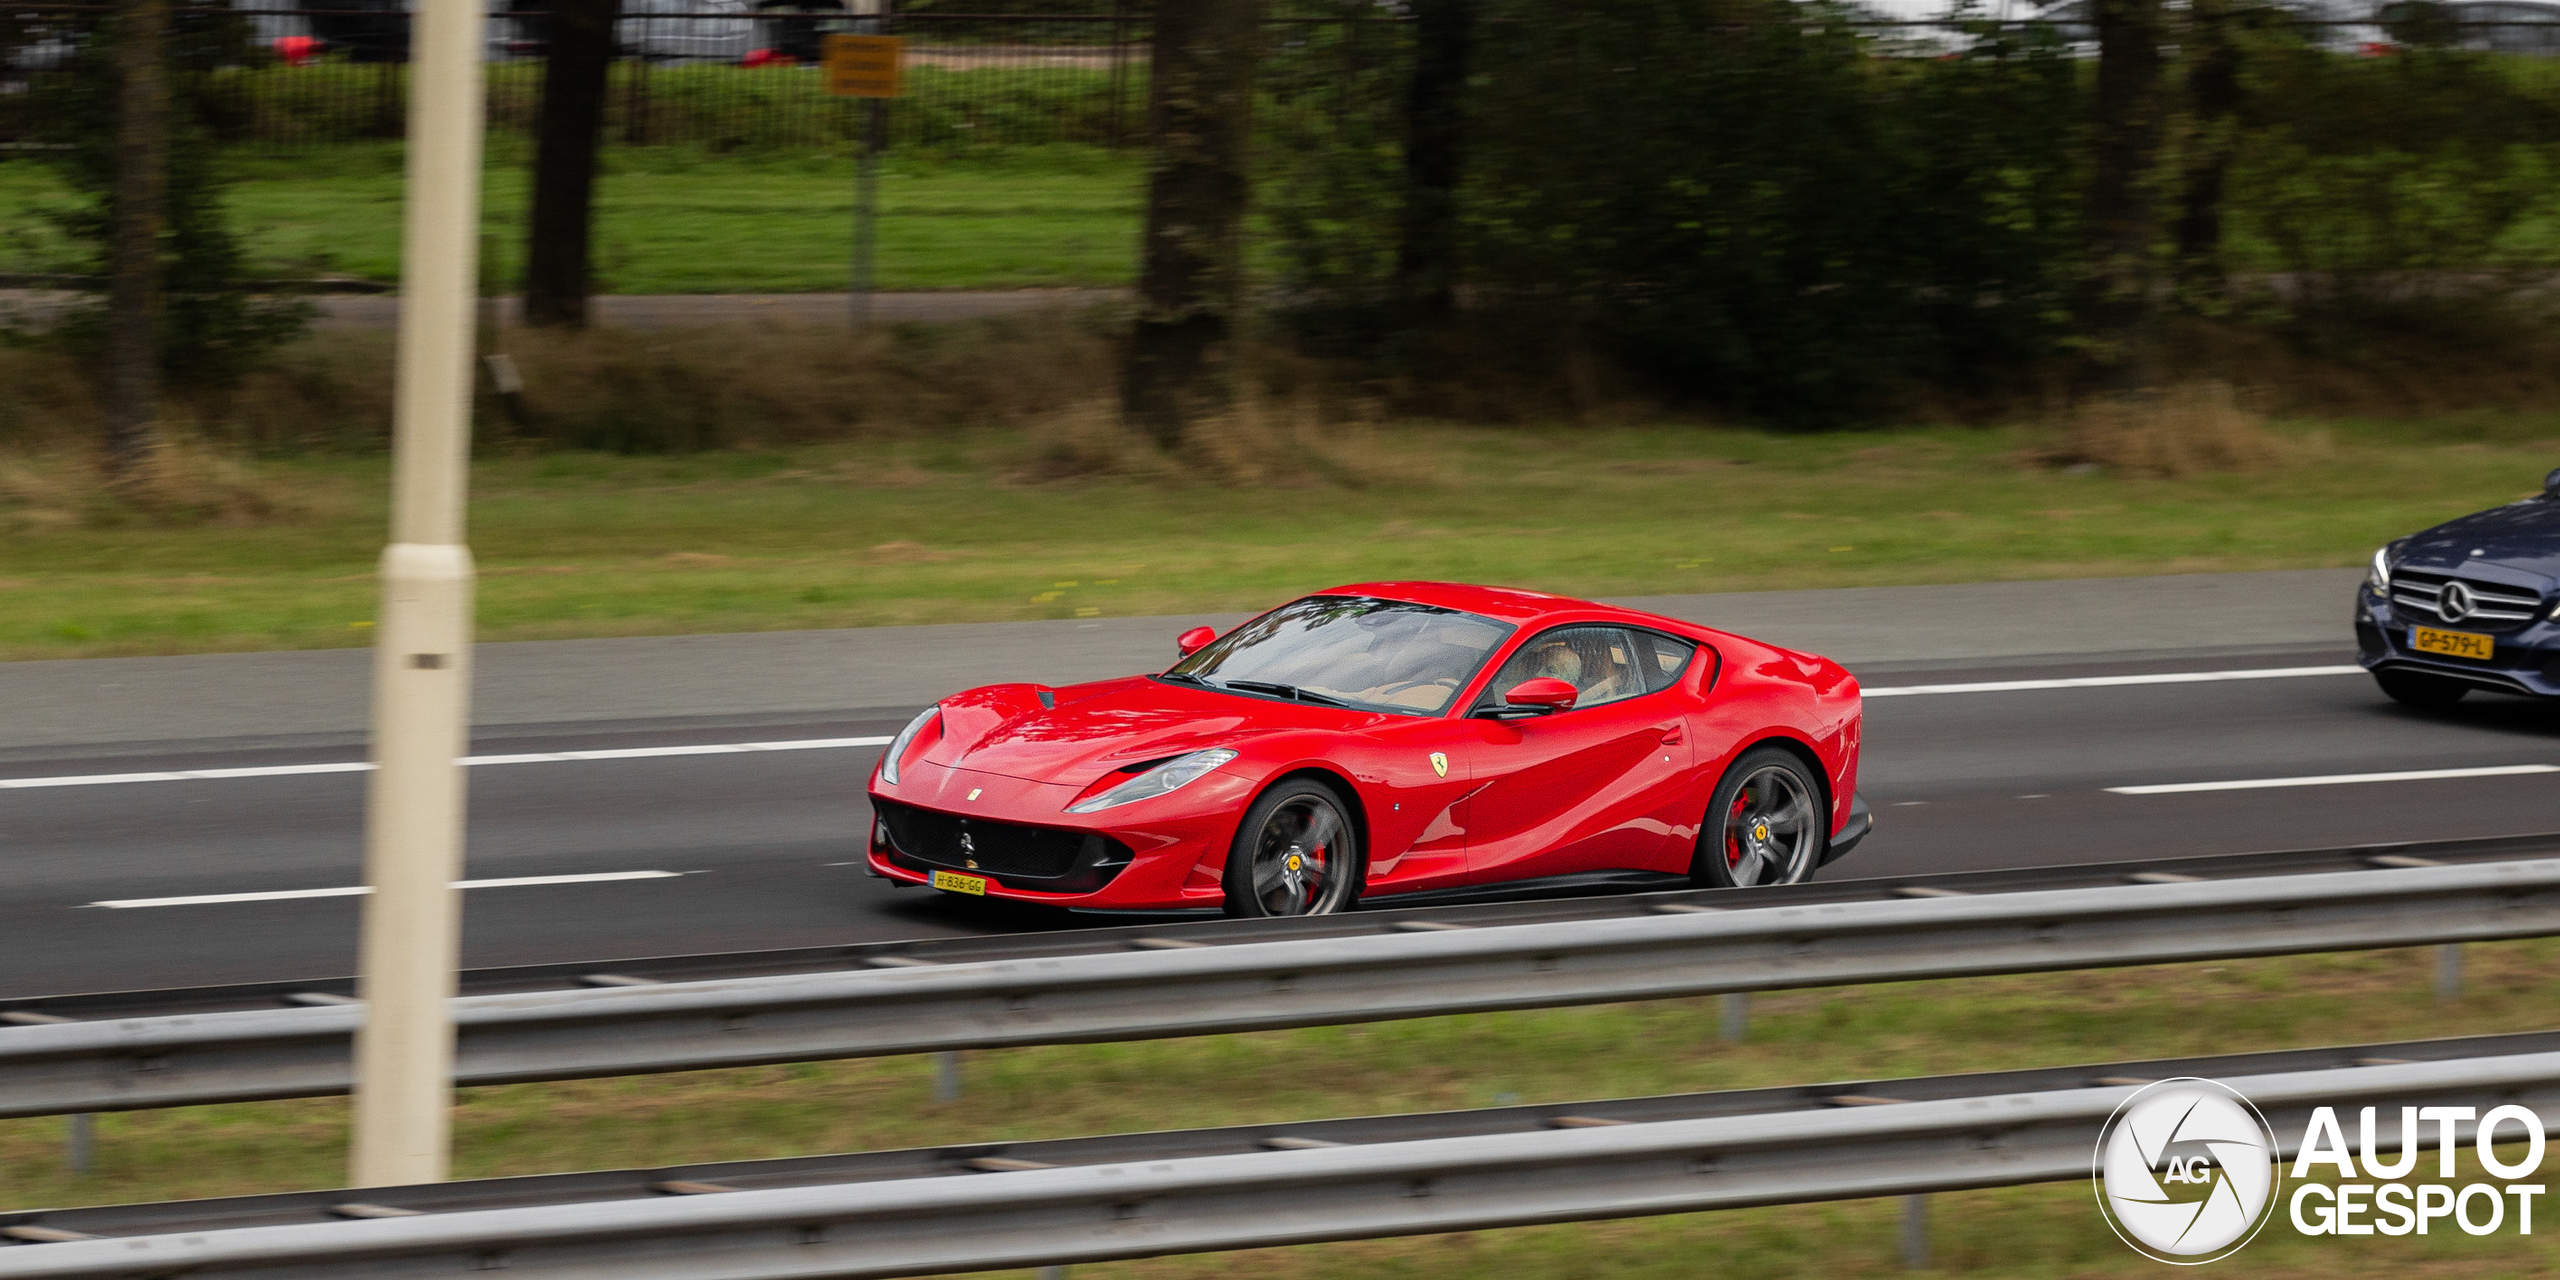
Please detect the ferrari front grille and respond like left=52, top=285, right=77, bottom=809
left=872, top=800, right=1134, bottom=892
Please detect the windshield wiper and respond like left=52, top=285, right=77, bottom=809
left=1218, top=679, right=1350, bottom=708
left=1157, top=671, right=1211, bottom=686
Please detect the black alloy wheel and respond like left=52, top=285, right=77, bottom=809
left=1692, top=746, right=1826, bottom=889
left=2375, top=669, right=2470, bottom=709
left=1223, top=779, right=1361, bottom=918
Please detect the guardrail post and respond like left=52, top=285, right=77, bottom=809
left=65, top=1113, right=94, bottom=1174
left=2436, top=943, right=2463, bottom=1002
left=1899, top=1193, right=1929, bottom=1269
left=934, top=1051, right=962, bottom=1103
left=1036, top=1267, right=1068, bottom=1280
left=1719, top=992, right=1748, bottom=1043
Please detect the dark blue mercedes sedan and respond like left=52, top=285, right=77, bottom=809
left=2358, top=467, right=2560, bottom=706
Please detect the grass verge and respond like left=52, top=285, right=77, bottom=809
left=0, top=144, right=1140, bottom=294
left=4, top=942, right=2558, bottom=1277
left=2, top=413, right=2557, bottom=661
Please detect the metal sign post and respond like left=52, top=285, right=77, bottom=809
left=350, top=0, right=485, bottom=1188
left=825, top=30, right=904, bottom=329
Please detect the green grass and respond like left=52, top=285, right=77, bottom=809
left=0, top=144, right=1141, bottom=293
left=4, top=415, right=2558, bottom=662
left=5, top=942, right=2558, bottom=1278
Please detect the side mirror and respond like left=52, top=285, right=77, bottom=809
left=2545, top=466, right=2560, bottom=498
left=1176, top=626, right=1218, bottom=657
left=1500, top=677, right=1579, bottom=716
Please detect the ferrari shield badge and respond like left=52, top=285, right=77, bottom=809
left=1429, top=752, right=1449, bottom=778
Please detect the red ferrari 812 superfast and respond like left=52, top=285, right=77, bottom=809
left=865, top=582, right=1868, bottom=916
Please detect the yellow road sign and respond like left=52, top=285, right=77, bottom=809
left=824, top=35, right=905, bottom=98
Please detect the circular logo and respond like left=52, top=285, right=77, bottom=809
left=1751, top=820, right=1770, bottom=842
left=2093, top=1078, right=2280, bottom=1265
left=1285, top=854, right=1302, bottom=871
left=2441, top=580, right=2476, bottom=623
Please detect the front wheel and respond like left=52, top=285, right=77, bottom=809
left=2375, top=669, right=2468, bottom=709
left=1222, top=779, right=1362, bottom=918
left=1691, top=746, right=1826, bottom=889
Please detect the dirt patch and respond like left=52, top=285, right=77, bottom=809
left=1605, top=459, right=1717, bottom=476
left=0, top=438, right=324, bottom=531
left=865, top=541, right=960, bottom=564
left=2026, top=382, right=2329, bottom=479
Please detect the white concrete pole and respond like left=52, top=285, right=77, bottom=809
left=350, top=0, right=485, bottom=1190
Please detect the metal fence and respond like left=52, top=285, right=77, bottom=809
left=6, top=851, right=2559, bottom=1119
left=3, top=1039, right=2559, bottom=1277
left=0, top=5, right=1429, bottom=150
left=15, top=6, right=2554, bottom=154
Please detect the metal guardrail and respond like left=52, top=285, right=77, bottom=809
left=11, top=830, right=2556, bottom=1024
left=7, top=1027, right=2555, bottom=1242
left=6, top=851, right=2560, bottom=1119
left=5, top=1039, right=2559, bottom=1278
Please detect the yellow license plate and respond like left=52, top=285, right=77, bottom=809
left=2411, top=626, right=2494, bottom=661
left=929, top=869, right=988, bottom=896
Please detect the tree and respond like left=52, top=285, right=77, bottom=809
left=2172, top=0, right=2245, bottom=302
left=2084, top=0, right=2168, bottom=385
left=35, top=3, right=307, bottom=466
left=522, top=0, right=622, bottom=329
left=1395, top=0, right=1473, bottom=322
left=106, top=0, right=170, bottom=478
left=1123, top=0, right=1262, bottom=450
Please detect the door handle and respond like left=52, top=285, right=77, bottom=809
left=1656, top=725, right=1684, bottom=745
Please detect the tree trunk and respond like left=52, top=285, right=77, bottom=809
left=2085, top=0, right=2165, bottom=387
left=522, top=0, right=621, bottom=330
left=2173, top=0, right=2242, bottom=303
left=1123, top=0, right=1262, bottom=451
left=106, top=0, right=168, bottom=480
left=1396, top=0, right=1473, bottom=322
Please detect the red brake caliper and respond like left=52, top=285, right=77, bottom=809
left=1725, top=792, right=1749, bottom=867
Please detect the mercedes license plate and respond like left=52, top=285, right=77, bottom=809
left=2411, top=626, right=2494, bottom=661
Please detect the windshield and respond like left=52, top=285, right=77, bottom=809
left=1165, top=596, right=1514, bottom=715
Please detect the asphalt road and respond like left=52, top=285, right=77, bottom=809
left=9, top=570, right=2559, bottom=999
left=0, top=570, right=2359, bottom=755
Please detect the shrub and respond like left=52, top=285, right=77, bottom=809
left=28, top=8, right=311, bottom=390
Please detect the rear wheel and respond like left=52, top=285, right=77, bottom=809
left=2376, top=669, right=2468, bottom=709
left=1691, top=747, right=1825, bottom=889
left=1222, top=779, right=1361, bottom=918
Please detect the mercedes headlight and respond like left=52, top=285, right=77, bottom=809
left=2366, top=545, right=2393, bottom=593
left=1066, top=749, right=1237, bottom=813
left=878, top=706, right=939, bottom=786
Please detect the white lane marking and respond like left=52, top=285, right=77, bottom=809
left=2108, top=764, right=2560, bottom=795
left=1865, top=665, right=2364, bottom=698
left=89, top=870, right=686, bottom=909
left=459, top=738, right=889, bottom=766
left=0, top=736, right=893, bottom=791
left=0, top=762, right=378, bottom=789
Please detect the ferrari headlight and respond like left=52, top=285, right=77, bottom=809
left=1066, top=749, right=1237, bottom=813
left=878, top=705, right=939, bottom=786
left=2366, top=545, right=2393, bottom=593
